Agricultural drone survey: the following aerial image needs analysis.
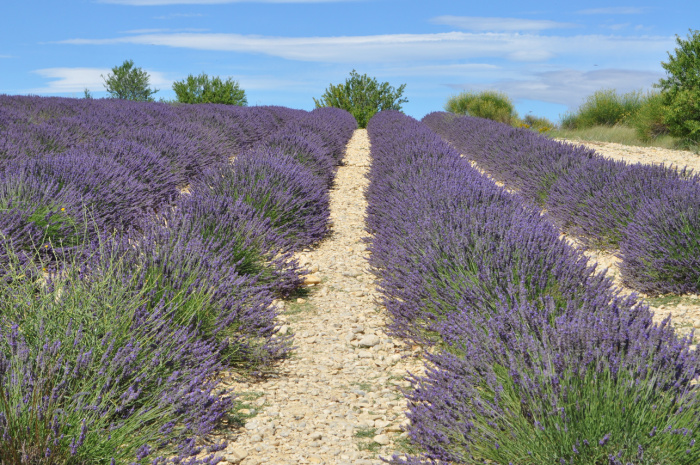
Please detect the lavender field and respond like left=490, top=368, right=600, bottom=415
left=2, top=95, right=700, bottom=465
left=366, top=111, right=700, bottom=464
left=0, top=95, right=355, bottom=463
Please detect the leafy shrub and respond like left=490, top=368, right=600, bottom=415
left=521, top=114, right=555, bottom=132
left=631, top=92, right=670, bottom=141
left=657, top=29, right=700, bottom=142
left=561, top=89, right=645, bottom=129
left=663, top=88, right=700, bottom=144
left=313, top=70, right=407, bottom=128
left=444, top=90, right=518, bottom=125
left=102, top=59, right=159, bottom=102
left=172, top=73, right=247, bottom=105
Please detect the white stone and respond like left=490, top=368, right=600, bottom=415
left=373, top=434, right=390, bottom=445
left=225, top=448, right=248, bottom=464
left=357, top=334, right=380, bottom=347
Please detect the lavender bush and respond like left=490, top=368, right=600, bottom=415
left=424, top=111, right=700, bottom=294
left=195, top=147, right=331, bottom=248
left=0, top=95, right=356, bottom=463
left=0, top=244, right=230, bottom=464
left=620, top=180, right=700, bottom=294
left=366, top=111, right=699, bottom=464
left=402, top=292, right=699, bottom=465
left=170, top=192, right=303, bottom=296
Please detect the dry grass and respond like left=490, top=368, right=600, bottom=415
left=548, top=125, right=683, bottom=150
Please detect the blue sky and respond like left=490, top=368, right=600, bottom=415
left=1, top=0, right=696, bottom=122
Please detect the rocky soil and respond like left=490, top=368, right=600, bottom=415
left=215, top=129, right=423, bottom=465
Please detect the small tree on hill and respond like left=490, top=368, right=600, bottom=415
left=102, top=59, right=159, bottom=102
left=657, top=29, right=700, bottom=142
left=172, top=73, right=248, bottom=105
left=313, top=70, right=407, bottom=128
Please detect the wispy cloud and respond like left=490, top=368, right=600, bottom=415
left=450, top=68, right=663, bottom=109
left=30, top=67, right=171, bottom=93
left=59, top=31, right=674, bottom=65
left=121, top=28, right=209, bottom=33
left=383, top=63, right=501, bottom=77
left=99, top=0, right=360, bottom=5
left=0, top=55, right=13, bottom=58
left=577, top=7, right=647, bottom=15
left=154, top=13, right=205, bottom=19
left=431, top=15, right=577, bottom=32
left=601, top=23, right=631, bottom=31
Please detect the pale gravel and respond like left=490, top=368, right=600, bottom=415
left=211, top=129, right=423, bottom=465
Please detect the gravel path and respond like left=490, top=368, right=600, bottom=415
left=565, top=139, right=700, bottom=173
left=216, top=129, right=422, bottom=465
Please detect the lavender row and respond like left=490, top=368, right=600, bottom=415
left=423, top=112, right=700, bottom=295
left=0, top=97, right=355, bottom=463
left=365, top=111, right=699, bottom=464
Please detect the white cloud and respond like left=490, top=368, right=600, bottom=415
left=121, top=28, right=209, bottom=33
left=383, top=63, right=501, bottom=77
left=154, top=13, right=205, bottom=19
left=0, top=55, right=12, bottom=58
left=431, top=15, right=577, bottom=32
left=30, top=67, right=171, bottom=93
left=99, top=0, right=358, bottom=4
left=601, top=23, right=631, bottom=31
left=577, top=7, right=646, bottom=15
left=59, top=31, right=674, bottom=65
left=449, top=68, right=663, bottom=109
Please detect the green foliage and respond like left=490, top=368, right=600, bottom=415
left=461, top=363, right=700, bottom=464
left=172, top=73, right=248, bottom=105
left=0, top=239, right=221, bottom=464
left=83, top=88, right=93, bottom=99
left=630, top=92, right=671, bottom=141
left=561, top=89, right=645, bottom=129
left=101, top=59, right=158, bottom=102
left=519, top=114, right=555, bottom=133
left=313, top=70, right=407, bottom=128
left=658, top=29, right=700, bottom=95
left=656, top=29, right=700, bottom=142
left=548, top=125, right=681, bottom=150
left=663, top=89, right=700, bottom=144
left=445, top=90, right=518, bottom=125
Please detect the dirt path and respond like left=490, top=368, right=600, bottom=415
left=564, top=139, right=700, bottom=173
left=216, top=129, right=422, bottom=465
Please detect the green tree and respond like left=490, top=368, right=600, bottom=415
left=102, top=59, right=159, bottom=102
left=313, top=70, right=407, bottom=128
left=657, top=29, right=700, bottom=142
left=172, top=73, right=247, bottom=105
